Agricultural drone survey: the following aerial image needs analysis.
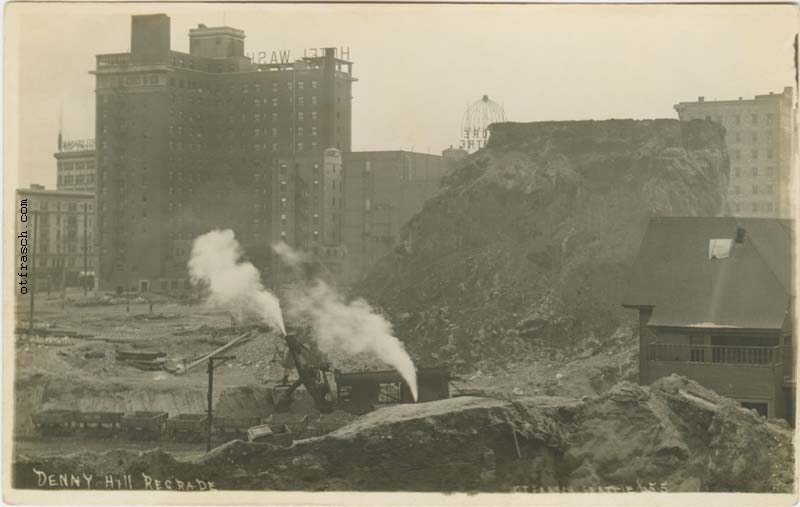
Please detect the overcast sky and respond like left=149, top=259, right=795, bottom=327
left=6, top=3, right=797, bottom=189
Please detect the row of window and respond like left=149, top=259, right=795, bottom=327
left=28, top=257, right=95, bottom=268
left=728, top=131, right=776, bottom=144
left=168, top=77, right=320, bottom=93
left=732, top=166, right=776, bottom=178
left=733, top=184, right=776, bottom=195
left=34, top=201, right=93, bottom=212
left=731, top=148, right=777, bottom=161
left=696, top=112, right=777, bottom=126
left=59, top=174, right=96, bottom=186
left=59, top=162, right=96, bottom=171
left=733, top=202, right=776, bottom=214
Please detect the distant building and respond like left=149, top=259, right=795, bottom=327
left=92, top=14, right=355, bottom=292
left=341, top=151, right=445, bottom=283
left=623, top=217, right=794, bottom=421
left=54, top=139, right=96, bottom=192
left=674, top=87, right=795, bottom=218
left=15, top=185, right=98, bottom=291
left=441, top=145, right=468, bottom=173
left=272, top=148, right=346, bottom=284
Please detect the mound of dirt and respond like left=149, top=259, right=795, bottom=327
left=357, top=119, right=729, bottom=368
left=14, top=376, right=791, bottom=493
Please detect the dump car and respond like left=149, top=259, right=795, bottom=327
left=214, top=416, right=261, bottom=441
left=74, top=411, right=124, bottom=437
left=166, top=413, right=208, bottom=442
left=32, top=409, right=77, bottom=436
left=121, top=411, right=168, bottom=440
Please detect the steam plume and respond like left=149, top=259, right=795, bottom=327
left=189, top=230, right=286, bottom=335
left=274, top=244, right=419, bottom=401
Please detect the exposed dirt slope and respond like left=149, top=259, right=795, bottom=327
left=358, top=119, right=729, bottom=367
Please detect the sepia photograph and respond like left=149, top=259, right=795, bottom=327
left=2, top=2, right=798, bottom=504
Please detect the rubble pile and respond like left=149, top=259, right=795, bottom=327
left=14, top=376, right=792, bottom=492
left=358, top=119, right=729, bottom=367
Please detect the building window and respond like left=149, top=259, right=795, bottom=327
left=766, top=184, right=774, bottom=194
left=297, top=142, right=304, bottom=151
left=751, top=113, right=758, bottom=124
left=752, top=149, right=758, bottom=160
left=752, top=167, right=758, bottom=177
left=735, top=114, right=741, bottom=125
left=752, top=184, right=758, bottom=195
left=311, top=80, right=318, bottom=89
left=311, top=111, right=318, bottom=121
left=765, top=202, right=774, bottom=213
left=733, top=150, right=740, bottom=160
left=752, top=202, right=759, bottom=213
left=272, top=98, right=278, bottom=107
left=337, top=385, right=352, bottom=403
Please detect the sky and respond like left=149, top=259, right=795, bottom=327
left=5, top=3, right=798, bottom=189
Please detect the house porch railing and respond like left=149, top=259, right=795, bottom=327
left=647, top=343, right=783, bottom=366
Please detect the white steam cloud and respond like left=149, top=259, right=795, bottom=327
left=189, top=230, right=286, bottom=335
left=272, top=241, right=308, bottom=268
left=273, top=244, right=419, bottom=402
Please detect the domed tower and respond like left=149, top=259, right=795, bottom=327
left=460, top=94, right=507, bottom=152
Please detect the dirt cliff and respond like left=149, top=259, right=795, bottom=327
left=358, top=119, right=729, bottom=367
left=13, top=376, right=792, bottom=493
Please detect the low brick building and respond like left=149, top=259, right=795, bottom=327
left=623, top=217, right=794, bottom=420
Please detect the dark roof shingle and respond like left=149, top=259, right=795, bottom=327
left=622, top=217, right=793, bottom=330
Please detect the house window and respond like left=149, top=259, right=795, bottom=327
left=752, top=184, right=758, bottom=195
left=377, top=382, right=402, bottom=403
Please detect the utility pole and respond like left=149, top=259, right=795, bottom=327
left=28, top=212, right=38, bottom=333
left=206, top=355, right=235, bottom=452
left=83, top=202, right=88, bottom=295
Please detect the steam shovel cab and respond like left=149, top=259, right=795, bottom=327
left=623, top=217, right=794, bottom=422
left=334, top=367, right=451, bottom=415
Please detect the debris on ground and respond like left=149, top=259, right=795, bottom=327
left=13, top=376, right=793, bottom=492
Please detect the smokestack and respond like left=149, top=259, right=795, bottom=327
left=735, top=226, right=746, bottom=244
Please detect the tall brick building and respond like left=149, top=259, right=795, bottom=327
left=674, top=87, right=795, bottom=218
left=92, top=14, right=354, bottom=291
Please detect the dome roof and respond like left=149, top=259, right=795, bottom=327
left=460, top=94, right=507, bottom=152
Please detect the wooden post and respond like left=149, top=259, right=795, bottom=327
left=206, top=358, right=214, bottom=453
left=83, top=202, right=88, bottom=295
left=206, top=355, right=235, bottom=453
